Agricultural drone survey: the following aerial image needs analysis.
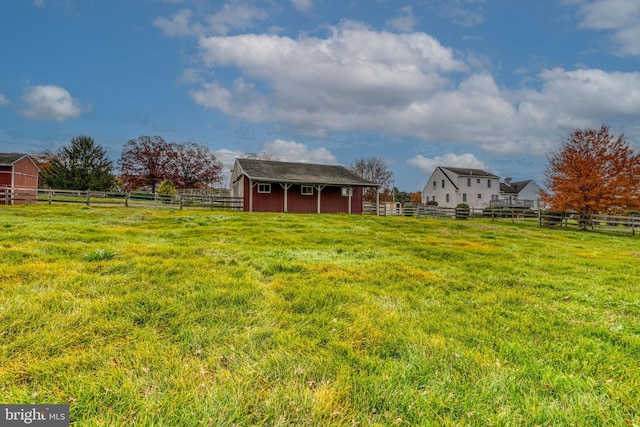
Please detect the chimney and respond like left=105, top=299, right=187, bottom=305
left=504, top=177, right=512, bottom=185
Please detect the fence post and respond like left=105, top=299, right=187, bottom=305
left=538, top=209, right=542, bottom=227
left=125, top=192, right=130, bottom=207
left=180, top=196, right=184, bottom=211
left=154, top=192, right=158, bottom=207
left=4, top=187, right=7, bottom=205
left=86, top=190, right=91, bottom=206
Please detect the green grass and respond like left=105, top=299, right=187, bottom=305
left=1, top=205, right=639, bottom=426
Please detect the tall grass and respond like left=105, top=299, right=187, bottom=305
left=0, top=205, right=638, bottom=426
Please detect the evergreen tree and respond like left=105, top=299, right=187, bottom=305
left=43, top=136, right=115, bottom=191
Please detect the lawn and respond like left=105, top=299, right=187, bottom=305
left=0, top=205, right=638, bottom=426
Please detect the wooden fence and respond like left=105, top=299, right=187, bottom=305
left=365, top=201, right=638, bottom=236
left=3, top=188, right=638, bottom=236
left=2, top=187, right=243, bottom=211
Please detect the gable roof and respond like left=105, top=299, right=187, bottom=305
left=440, top=167, right=499, bottom=178
left=0, top=153, right=29, bottom=166
left=500, top=180, right=533, bottom=194
left=234, top=158, right=380, bottom=187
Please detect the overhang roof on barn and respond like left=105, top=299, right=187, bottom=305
left=0, top=153, right=30, bottom=166
left=235, top=158, right=380, bottom=187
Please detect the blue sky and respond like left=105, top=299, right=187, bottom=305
left=1, top=0, right=639, bottom=191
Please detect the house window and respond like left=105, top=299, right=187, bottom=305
left=491, top=194, right=499, bottom=201
left=441, top=179, right=445, bottom=189
left=477, top=194, right=482, bottom=199
left=463, top=193, right=467, bottom=202
left=446, top=194, right=450, bottom=203
left=477, top=178, right=481, bottom=184
left=467, top=178, right=471, bottom=187
left=258, top=183, right=271, bottom=193
left=301, top=185, right=314, bottom=195
left=488, top=180, right=492, bottom=188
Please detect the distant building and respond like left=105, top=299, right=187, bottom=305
left=422, top=167, right=500, bottom=210
left=0, top=153, right=39, bottom=205
left=495, top=178, right=541, bottom=209
left=230, top=158, right=380, bottom=214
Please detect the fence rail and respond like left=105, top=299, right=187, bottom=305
left=1, top=187, right=243, bottom=211
left=3, top=188, right=638, bottom=236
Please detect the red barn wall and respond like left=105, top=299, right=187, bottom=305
left=0, top=157, right=39, bottom=204
left=0, top=166, right=11, bottom=187
left=242, top=177, right=365, bottom=214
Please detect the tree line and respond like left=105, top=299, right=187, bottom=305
left=36, top=136, right=223, bottom=193
left=32, top=125, right=640, bottom=222
left=34, top=137, right=401, bottom=199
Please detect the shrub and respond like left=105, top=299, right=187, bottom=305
left=157, top=180, right=177, bottom=195
left=455, top=203, right=470, bottom=219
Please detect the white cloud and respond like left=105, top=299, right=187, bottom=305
left=154, top=1, right=269, bottom=37
left=0, top=94, right=9, bottom=106
left=386, top=6, right=418, bottom=32
left=435, top=0, right=486, bottom=27
left=261, top=140, right=337, bottom=164
left=408, top=153, right=488, bottom=176
left=154, top=9, right=194, bottom=37
left=33, top=0, right=45, bottom=7
left=178, top=19, right=640, bottom=156
left=192, top=21, right=468, bottom=132
left=179, top=68, right=204, bottom=84
left=205, top=0, right=268, bottom=35
left=574, top=0, right=640, bottom=56
left=291, top=0, right=313, bottom=13
left=20, top=85, right=86, bottom=122
left=518, top=68, right=640, bottom=127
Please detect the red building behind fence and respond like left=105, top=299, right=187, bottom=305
left=0, top=153, right=40, bottom=205
left=231, top=158, right=380, bottom=214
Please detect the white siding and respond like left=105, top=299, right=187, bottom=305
left=422, top=168, right=500, bottom=210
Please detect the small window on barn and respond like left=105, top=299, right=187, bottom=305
left=301, top=185, right=314, bottom=195
left=477, top=193, right=482, bottom=199
left=477, top=178, right=481, bottom=184
left=258, top=183, right=271, bottom=193
left=467, top=178, right=471, bottom=187
left=446, top=194, right=450, bottom=203
left=463, top=193, right=467, bottom=202
left=341, top=187, right=352, bottom=197
left=487, top=179, right=492, bottom=188
left=433, top=181, right=436, bottom=189
left=441, top=179, right=445, bottom=188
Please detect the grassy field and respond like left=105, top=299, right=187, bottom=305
left=1, top=205, right=638, bottom=426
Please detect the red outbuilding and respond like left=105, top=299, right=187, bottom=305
left=231, top=158, right=380, bottom=214
left=0, top=153, right=40, bottom=204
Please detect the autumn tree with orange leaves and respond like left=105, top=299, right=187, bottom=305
left=540, top=125, right=640, bottom=227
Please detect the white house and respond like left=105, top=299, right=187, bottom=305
left=497, top=178, right=542, bottom=209
left=422, top=167, right=501, bottom=210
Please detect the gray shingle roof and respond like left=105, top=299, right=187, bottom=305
left=0, top=153, right=28, bottom=166
left=440, top=167, right=499, bottom=178
left=235, top=158, right=380, bottom=187
left=500, top=180, right=532, bottom=194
